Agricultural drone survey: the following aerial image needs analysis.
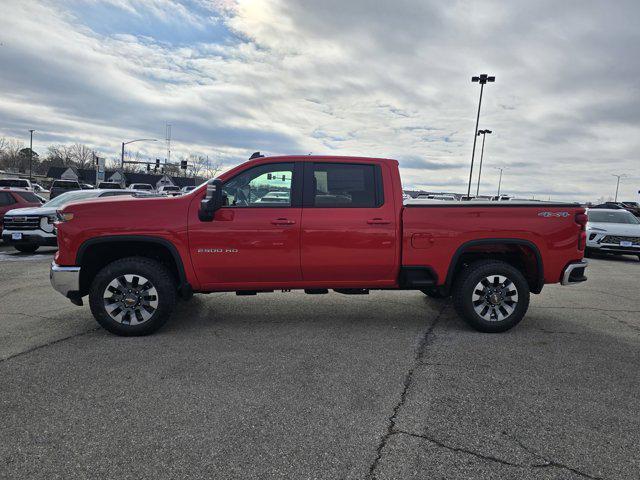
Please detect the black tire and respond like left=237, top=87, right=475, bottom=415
left=89, top=257, right=176, bottom=336
left=14, top=244, right=39, bottom=253
left=420, top=287, right=449, bottom=299
left=452, top=260, right=530, bottom=333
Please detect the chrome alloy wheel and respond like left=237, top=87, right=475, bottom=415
left=471, top=275, right=519, bottom=322
left=103, top=274, right=159, bottom=325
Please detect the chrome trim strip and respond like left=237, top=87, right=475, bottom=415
left=561, top=260, right=588, bottom=286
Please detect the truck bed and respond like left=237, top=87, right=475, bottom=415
left=401, top=202, right=585, bottom=288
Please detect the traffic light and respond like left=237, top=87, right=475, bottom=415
left=181, top=160, right=187, bottom=170
left=146, top=163, right=150, bottom=172
left=155, top=158, right=160, bottom=172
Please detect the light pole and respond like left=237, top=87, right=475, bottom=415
left=466, top=74, right=495, bottom=199
left=28, top=129, right=35, bottom=181
left=612, top=174, right=627, bottom=202
left=121, top=138, right=157, bottom=168
left=475, top=129, right=492, bottom=196
left=494, top=166, right=506, bottom=197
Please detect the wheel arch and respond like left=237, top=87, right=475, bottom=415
left=445, top=238, right=544, bottom=294
left=76, top=235, right=190, bottom=297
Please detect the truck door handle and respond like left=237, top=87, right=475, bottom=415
left=367, top=218, right=391, bottom=225
left=271, top=218, right=296, bottom=225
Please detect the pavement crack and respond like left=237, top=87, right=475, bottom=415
left=366, top=305, right=446, bottom=479
left=394, top=429, right=541, bottom=468
left=502, top=431, right=605, bottom=480
left=0, top=327, right=100, bottom=363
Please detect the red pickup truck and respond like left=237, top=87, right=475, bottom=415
left=50, top=155, right=588, bottom=336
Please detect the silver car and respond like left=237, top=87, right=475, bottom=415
left=586, top=208, right=640, bottom=261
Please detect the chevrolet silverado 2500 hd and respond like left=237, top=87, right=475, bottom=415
left=50, top=155, right=588, bottom=336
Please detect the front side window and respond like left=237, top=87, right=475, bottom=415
left=223, top=163, right=293, bottom=207
left=311, top=163, right=379, bottom=207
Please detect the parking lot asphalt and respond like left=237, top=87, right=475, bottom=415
left=0, top=244, right=638, bottom=479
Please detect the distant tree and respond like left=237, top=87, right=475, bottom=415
left=0, top=139, right=26, bottom=171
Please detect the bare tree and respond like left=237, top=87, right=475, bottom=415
left=0, top=138, right=26, bottom=171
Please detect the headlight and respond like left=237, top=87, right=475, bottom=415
left=56, top=211, right=74, bottom=222
left=40, top=216, right=55, bottom=233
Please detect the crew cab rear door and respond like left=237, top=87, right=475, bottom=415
left=188, top=162, right=303, bottom=287
left=300, top=161, right=398, bottom=285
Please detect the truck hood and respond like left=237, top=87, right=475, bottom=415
left=4, top=206, right=56, bottom=216
left=587, top=222, right=640, bottom=236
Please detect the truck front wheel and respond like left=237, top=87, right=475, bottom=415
left=452, top=260, right=530, bottom=333
left=89, top=257, right=176, bottom=336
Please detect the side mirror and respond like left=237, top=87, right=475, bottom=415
left=198, top=179, right=225, bottom=222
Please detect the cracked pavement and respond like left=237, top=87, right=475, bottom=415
left=0, top=246, right=638, bottom=479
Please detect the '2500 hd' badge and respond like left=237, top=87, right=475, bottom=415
left=197, top=248, right=239, bottom=253
left=538, top=211, right=569, bottom=218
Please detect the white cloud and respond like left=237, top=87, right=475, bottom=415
left=0, top=0, right=638, bottom=200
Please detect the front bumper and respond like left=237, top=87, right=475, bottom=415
left=561, top=261, right=588, bottom=286
left=2, top=231, right=57, bottom=247
left=50, top=262, right=81, bottom=297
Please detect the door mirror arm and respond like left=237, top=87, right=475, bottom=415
left=198, top=179, right=225, bottom=222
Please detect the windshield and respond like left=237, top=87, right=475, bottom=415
left=588, top=210, right=639, bottom=224
left=164, top=186, right=179, bottom=191
left=44, top=190, right=100, bottom=208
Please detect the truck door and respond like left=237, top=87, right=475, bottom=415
left=189, top=162, right=303, bottom=287
left=300, top=161, right=398, bottom=285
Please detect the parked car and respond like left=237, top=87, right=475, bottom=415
left=129, top=183, right=155, bottom=191
left=0, top=188, right=44, bottom=248
left=158, top=185, right=181, bottom=196
left=586, top=208, right=640, bottom=260
left=50, top=180, right=81, bottom=199
left=2, top=189, right=157, bottom=253
left=97, top=182, right=122, bottom=189
left=180, top=186, right=197, bottom=193
left=50, top=154, right=588, bottom=336
left=620, top=201, right=640, bottom=218
left=31, top=183, right=49, bottom=196
left=0, top=178, right=32, bottom=190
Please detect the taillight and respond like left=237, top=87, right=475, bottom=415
left=575, top=212, right=587, bottom=252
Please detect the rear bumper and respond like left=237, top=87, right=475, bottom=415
left=50, top=262, right=81, bottom=297
left=561, top=261, right=588, bottom=286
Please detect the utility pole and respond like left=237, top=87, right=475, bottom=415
left=475, top=129, right=492, bottom=196
left=466, top=74, right=495, bottom=199
left=612, top=174, right=627, bottom=202
left=28, top=129, right=35, bottom=181
left=494, top=166, right=505, bottom=197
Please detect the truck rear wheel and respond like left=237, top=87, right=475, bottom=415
left=89, top=257, right=176, bottom=336
left=452, top=260, right=530, bottom=333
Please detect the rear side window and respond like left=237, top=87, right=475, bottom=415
left=310, top=163, right=382, bottom=207
left=0, top=192, right=16, bottom=206
left=15, top=192, right=41, bottom=203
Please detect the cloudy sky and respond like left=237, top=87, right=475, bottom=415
left=1, top=0, right=638, bottom=200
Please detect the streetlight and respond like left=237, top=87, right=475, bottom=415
left=466, top=74, right=495, bottom=198
left=494, top=166, right=506, bottom=197
left=475, top=129, right=492, bottom=196
left=121, top=138, right=157, bottom=168
left=28, top=129, right=35, bottom=181
left=612, top=173, right=627, bottom=202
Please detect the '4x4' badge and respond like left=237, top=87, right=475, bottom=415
left=538, top=211, right=569, bottom=218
